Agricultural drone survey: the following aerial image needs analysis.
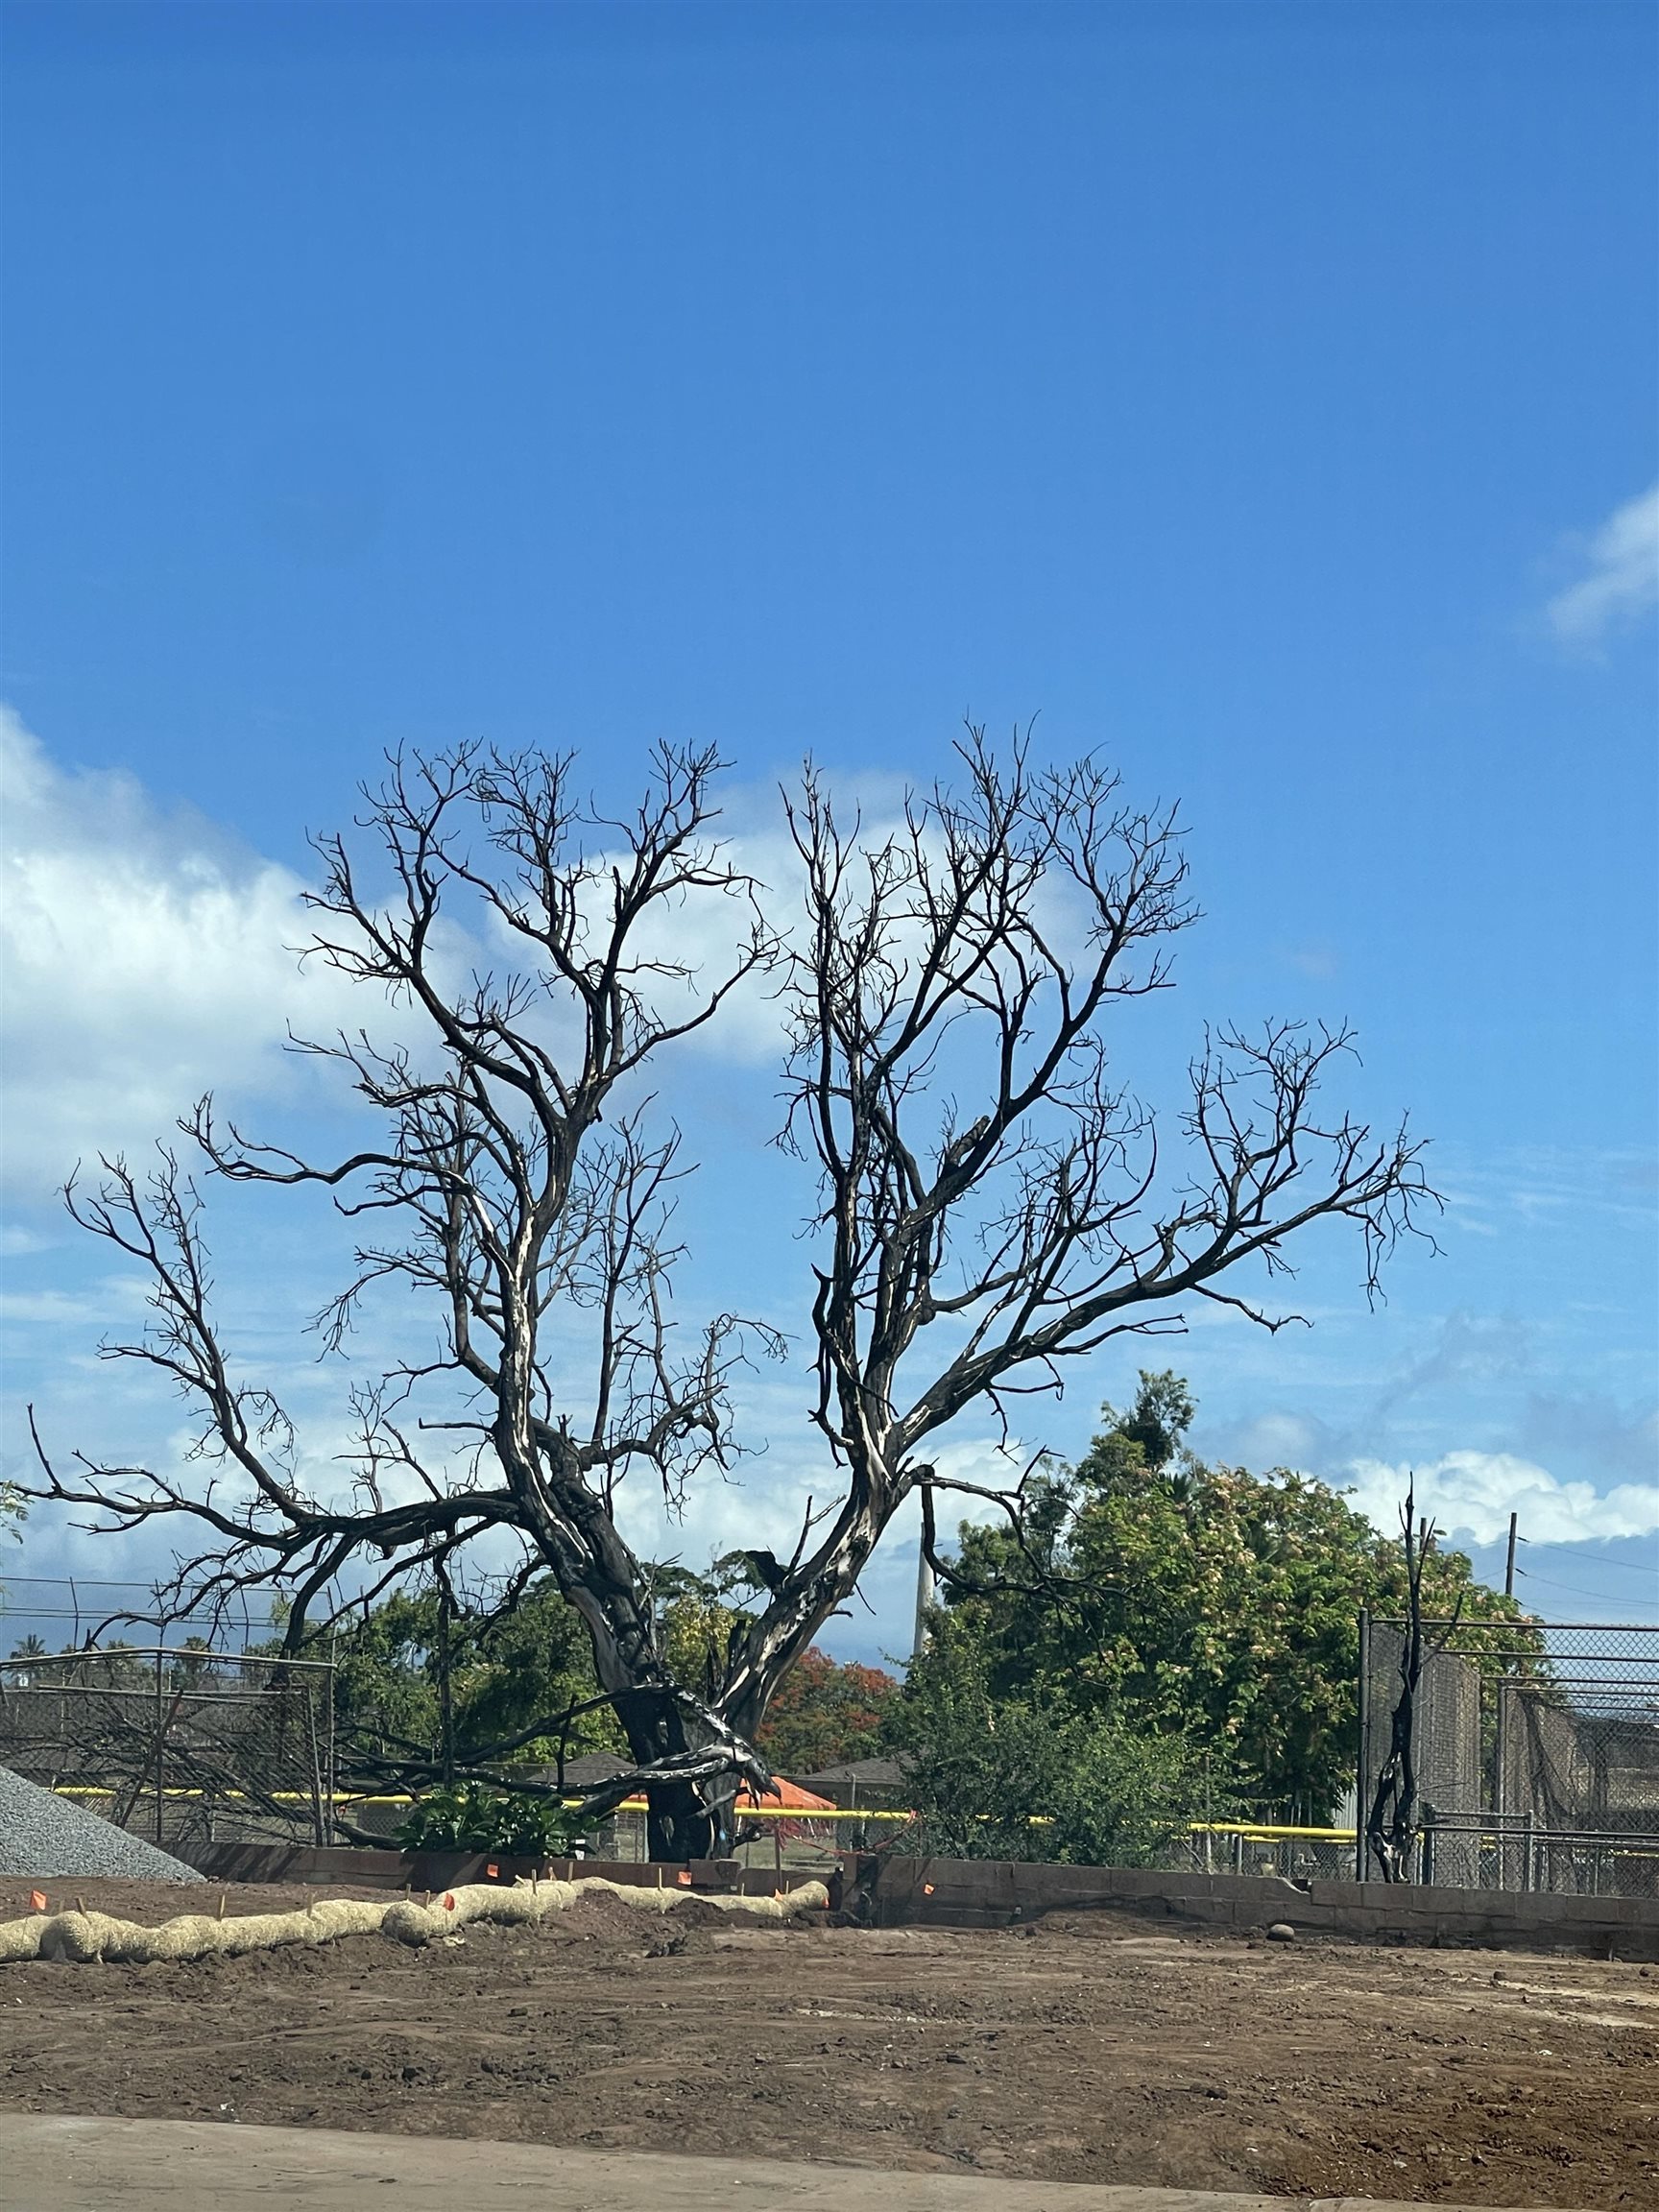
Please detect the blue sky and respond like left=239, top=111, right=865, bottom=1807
left=1, top=0, right=1654, bottom=1660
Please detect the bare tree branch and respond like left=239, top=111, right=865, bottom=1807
left=717, top=725, right=1435, bottom=1747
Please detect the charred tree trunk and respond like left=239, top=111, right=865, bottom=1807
left=614, top=1691, right=698, bottom=1860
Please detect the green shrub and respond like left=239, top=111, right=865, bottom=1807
left=396, top=1782, right=586, bottom=1858
left=887, top=1633, right=1222, bottom=1866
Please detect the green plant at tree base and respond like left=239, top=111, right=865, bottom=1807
left=396, top=1781, right=589, bottom=1859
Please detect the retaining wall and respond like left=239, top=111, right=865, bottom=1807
left=849, top=1853, right=1659, bottom=1959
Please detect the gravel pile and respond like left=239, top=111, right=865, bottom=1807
left=0, top=1766, right=204, bottom=1883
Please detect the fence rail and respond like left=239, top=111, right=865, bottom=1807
left=0, top=1575, right=283, bottom=1651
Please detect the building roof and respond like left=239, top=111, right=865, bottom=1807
left=546, top=1752, right=634, bottom=1789
left=795, top=1756, right=909, bottom=1800
left=736, top=1775, right=836, bottom=1812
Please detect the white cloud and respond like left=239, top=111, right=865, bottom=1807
left=0, top=708, right=796, bottom=1213
left=0, top=709, right=429, bottom=1200
left=0, top=1289, right=101, bottom=1326
left=1545, top=484, right=1659, bottom=647
left=0, top=1225, right=55, bottom=1257
left=1346, top=1449, right=1659, bottom=1548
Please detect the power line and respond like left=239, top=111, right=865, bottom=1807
left=1518, top=1538, right=1657, bottom=1573
left=1519, top=1570, right=1659, bottom=1609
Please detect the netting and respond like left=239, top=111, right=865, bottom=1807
left=0, top=1647, right=335, bottom=1848
left=1358, top=1619, right=1659, bottom=1896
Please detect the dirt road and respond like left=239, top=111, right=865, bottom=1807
left=0, top=1884, right=1652, bottom=2204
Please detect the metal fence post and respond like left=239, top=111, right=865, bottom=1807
left=1491, top=1674, right=1509, bottom=1890
left=302, top=1666, right=325, bottom=1847
left=153, top=1644, right=166, bottom=1846
left=1355, top=1608, right=1370, bottom=1883
left=325, top=1645, right=337, bottom=1846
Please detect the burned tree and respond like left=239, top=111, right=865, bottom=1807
left=26, top=729, right=1433, bottom=1859
left=1366, top=1485, right=1460, bottom=1882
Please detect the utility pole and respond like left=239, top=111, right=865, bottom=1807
left=911, top=1535, right=935, bottom=1661
left=1504, top=1511, right=1519, bottom=1599
left=911, top=1486, right=935, bottom=1663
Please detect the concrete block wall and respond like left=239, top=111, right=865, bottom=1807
left=177, top=1839, right=836, bottom=1903
left=851, top=1853, right=1659, bottom=1960
left=171, top=1839, right=1656, bottom=1960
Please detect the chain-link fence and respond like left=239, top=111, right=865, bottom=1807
left=1358, top=1617, right=1659, bottom=1896
left=0, top=1646, right=336, bottom=1848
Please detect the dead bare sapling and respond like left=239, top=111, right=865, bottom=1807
left=1365, top=1484, right=1463, bottom=1882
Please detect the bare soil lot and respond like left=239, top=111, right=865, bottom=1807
left=0, top=1881, right=1654, bottom=2205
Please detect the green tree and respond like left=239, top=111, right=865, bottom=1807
left=886, top=1630, right=1214, bottom=1864
left=315, top=1568, right=902, bottom=1807
left=925, top=1373, right=1533, bottom=1820
left=165, top=1635, right=219, bottom=1690
left=59, top=1640, right=151, bottom=1689
left=309, top=1579, right=620, bottom=1781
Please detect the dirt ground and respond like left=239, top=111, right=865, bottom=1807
left=0, top=1881, right=1654, bottom=2205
